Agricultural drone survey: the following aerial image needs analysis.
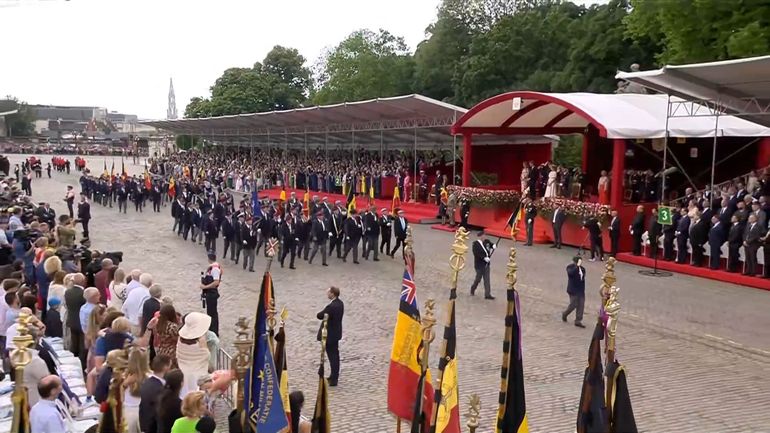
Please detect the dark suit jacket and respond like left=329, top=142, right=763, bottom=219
left=728, top=223, right=743, bottom=244
left=317, top=298, right=344, bottom=342
left=708, top=223, right=727, bottom=247
left=584, top=218, right=601, bottom=237
left=744, top=222, right=762, bottom=246
left=609, top=216, right=620, bottom=238
left=139, top=375, right=164, bottom=433
left=364, top=213, right=380, bottom=236
left=631, top=213, right=645, bottom=236
left=648, top=216, right=662, bottom=239
left=312, top=218, right=329, bottom=242
left=141, top=297, right=161, bottom=335
left=676, top=215, right=690, bottom=239
left=64, top=285, right=85, bottom=331
left=566, top=264, right=586, bottom=295
left=394, top=216, right=409, bottom=239
left=344, top=217, right=363, bottom=241
left=552, top=208, right=566, bottom=230
left=472, top=239, right=491, bottom=270
left=689, top=219, right=708, bottom=246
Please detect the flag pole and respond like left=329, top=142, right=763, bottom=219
left=410, top=299, right=436, bottom=433
left=429, top=227, right=469, bottom=431
left=396, top=417, right=402, bottom=433
left=232, top=316, right=254, bottom=432
left=603, top=279, right=621, bottom=426
left=466, top=394, right=481, bottom=433
left=10, top=312, right=34, bottom=433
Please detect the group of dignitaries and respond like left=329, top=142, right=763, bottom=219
left=626, top=183, right=770, bottom=277
left=170, top=188, right=411, bottom=271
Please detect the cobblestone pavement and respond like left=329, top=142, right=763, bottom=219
left=15, top=155, right=770, bottom=432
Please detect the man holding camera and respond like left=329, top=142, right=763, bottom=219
left=200, top=251, right=222, bottom=336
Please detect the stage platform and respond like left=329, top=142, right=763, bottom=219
left=616, top=253, right=770, bottom=292
left=259, top=187, right=440, bottom=224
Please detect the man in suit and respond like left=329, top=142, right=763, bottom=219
left=233, top=214, right=246, bottom=264
left=689, top=211, right=708, bottom=267
left=317, top=286, right=344, bottom=386
left=64, top=273, right=86, bottom=368
left=648, top=208, right=662, bottom=259
left=551, top=204, right=566, bottom=249
left=470, top=231, right=495, bottom=299
left=362, top=206, right=380, bottom=261
left=280, top=215, right=297, bottom=269
left=708, top=215, right=727, bottom=270
left=583, top=216, right=603, bottom=262
left=524, top=200, right=537, bottom=246
left=459, top=197, right=471, bottom=230
left=139, top=355, right=172, bottom=433
left=241, top=218, right=258, bottom=272
left=743, top=213, right=762, bottom=275
left=221, top=213, right=235, bottom=262
left=608, top=209, right=621, bottom=257
left=390, top=208, right=409, bottom=258
left=717, top=198, right=731, bottom=225
left=190, top=202, right=203, bottom=244
left=342, top=210, right=363, bottom=264
left=77, top=193, right=91, bottom=239
left=630, top=205, right=645, bottom=256
left=309, top=211, right=329, bottom=266
left=203, top=210, right=218, bottom=253
left=328, top=207, right=344, bottom=259
left=379, top=208, right=392, bottom=255
left=727, top=214, right=743, bottom=272
left=675, top=208, right=690, bottom=264
left=751, top=201, right=767, bottom=230
left=562, top=256, right=586, bottom=328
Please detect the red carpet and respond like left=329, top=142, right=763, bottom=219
left=430, top=224, right=457, bottom=233
left=259, top=187, right=439, bottom=224
left=616, top=253, right=770, bottom=292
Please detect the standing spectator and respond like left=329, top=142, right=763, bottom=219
left=141, top=284, right=163, bottom=338
left=151, top=304, right=180, bottom=367
left=123, top=273, right=152, bottom=336
left=139, top=355, right=172, bottom=433
left=583, top=216, right=604, bottom=262
left=630, top=205, right=645, bottom=256
left=123, top=347, right=151, bottom=433
left=200, top=252, right=221, bottom=336
left=172, top=391, right=207, bottom=432
left=608, top=209, right=620, bottom=258
left=743, top=213, right=762, bottom=275
left=177, top=312, right=211, bottom=397
left=709, top=215, right=727, bottom=270
left=648, top=208, right=662, bottom=259
left=64, top=273, right=86, bottom=365
left=562, top=256, right=586, bottom=328
left=108, top=268, right=127, bottom=310
left=289, top=391, right=312, bottom=433
left=470, top=231, right=495, bottom=300
left=79, top=287, right=100, bottom=343
left=77, top=193, right=91, bottom=239
left=675, top=208, right=691, bottom=264
left=689, top=211, right=708, bottom=267
left=93, top=258, right=115, bottom=305
left=157, top=369, right=185, bottom=433
left=29, top=375, right=65, bottom=433
left=316, top=286, right=344, bottom=386
left=551, top=204, right=565, bottom=249
left=379, top=208, right=392, bottom=255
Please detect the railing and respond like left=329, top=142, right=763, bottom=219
left=671, top=164, right=769, bottom=205
left=216, top=348, right=235, bottom=409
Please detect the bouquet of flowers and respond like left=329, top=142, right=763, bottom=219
left=447, top=185, right=521, bottom=208
left=534, top=197, right=610, bottom=224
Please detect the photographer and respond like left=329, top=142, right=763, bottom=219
left=55, top=215, right=76, bottom=248
left=200, top=251, right=221, bottom=336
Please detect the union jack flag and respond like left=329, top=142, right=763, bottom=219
left=401, top=270, right=417, bottom=308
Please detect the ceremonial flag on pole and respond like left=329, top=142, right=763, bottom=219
left=311, top=364, right=331, bottom=433
left=431, top=288, right=460, bottom=433
left=168, top=176, right=176, bottom=198
left=505, top=201, right=524, bottom=231
left=496, top=286, right=528, bottom=433
left=103, top=161, right=108, bottom=178
left=144, top=169, right=152, bottom=191
left=392, top=185, right=401, bottom=214
left=244, top=272, right=289, bottom=432
left=274, top=316, right=292, bottom=428
left=252, top=188, right=262, bottom=218
left=110, top=161, right=115, bottom=183
left=360, top=176, right=366, bottom=197
left=303, top=188, right=310, bottom=218
left=606, top=361, right=637, bottom=433
left=346, top=180, right=356, bottom=214
left=576, top=321, right=607, bottom=433
left=369, top=185, right=375, bottom=206
left=121, top=158, right=127, bottom=181
left=387, top=251, right=434, bottom=428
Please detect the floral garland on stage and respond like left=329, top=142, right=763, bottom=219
left=447, top=185, right=521, bottom=208
left=534, top=197, right=610, bottom=224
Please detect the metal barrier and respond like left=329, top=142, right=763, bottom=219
left=216, top=348, right=235, bottom=409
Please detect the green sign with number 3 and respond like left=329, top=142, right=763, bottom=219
left=658, top=206, right=673, bottom=225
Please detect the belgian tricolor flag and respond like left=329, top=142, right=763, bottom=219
left=392, top=184, right=401, bottom=214
left=496, top=286, right=528, bottom=433
left=274, top=316, right=292, bottom=428
left=346, top=179, right=356, bottom=214
left=303, top=188, right=310, bottom=218
left=430, top=288, right=460, bottom=433
left=576, top=321, right=608, bottom=433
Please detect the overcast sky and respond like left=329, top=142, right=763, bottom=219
left=0, top=0, right=604, bottom=119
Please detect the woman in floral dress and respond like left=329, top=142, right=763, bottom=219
left=151, top=303, right=180, bottom=368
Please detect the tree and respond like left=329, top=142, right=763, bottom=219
left=625, top=0, right=770, bottom=64
left=175, top=134, right=201, bottom=150
left=0, top=96, right=35, bottom=137
left=312, top=29, right=416, bottom=105
left=184, top=46, right=311, bottom=118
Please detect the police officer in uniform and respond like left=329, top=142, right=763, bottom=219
left=200, top=251, right=222, bottom=336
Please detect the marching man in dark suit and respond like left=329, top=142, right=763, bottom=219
left=470, top=231, right=495, bottom=300
left=562, top=256, right=586, bottom=328
left=280, top=215, right=297, bottom=269
left=727, top=215, right=743, bottom=272
left=630, top=205, right=645, bottom=256
left=743, top=213, right=762, bottom=276
left=390, top=208, right=409, bottom=258
left=608, top=209, right=620, bottom=257
left=342, top=210, right=362, bottom=264
left=362, top=205, right=380, bottom=261
left=708, top=215, right=727, bottom=270
left=309, top=211, right=329, bottom=266
left=551, top=204, right=566, bottom=249
left=328, top=207, right=344, bottom=259
left=379, top=208, right=392, bottom=255
left=317, top=286, right=344, bottom=386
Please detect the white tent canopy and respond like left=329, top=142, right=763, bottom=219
left=615, top=55, right=770, bottom=127
left=452, top=91, right=770, bottom=139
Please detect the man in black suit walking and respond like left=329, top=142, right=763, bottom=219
left=551, top=204, right=566, bottom=249
left=280, top=215, right=297, bottom=269
left=139, top=355, right=172, bottom=433
left=470, top=231, right=495, bottom=299
left=362, top=206, right=380, bottom=261
left=562, top=256, right=586, bottom=328
left=342, top=210, right=362, bottom=264
left=379, top=208, right=392, bottom=255
left=708, top=215, right=727, bottom=270
left=608, top=209, right=620, bottom=257
left=743, top=213, right=762, bottom=275
left=328, top=207, right=344, bottom=259
left=630, top=205, right=645, bottom=256
left=390, top=208, right=409, bottom=258
left=309, top=211, right=329, bottom=266
left=317, top=286, right=344, bottom=386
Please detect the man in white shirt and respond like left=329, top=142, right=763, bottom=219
left=122, top=273, right=152, bottom=336
left=30, top=375, right=66, bottom=433
left=124, top=269, right=143, bottom=296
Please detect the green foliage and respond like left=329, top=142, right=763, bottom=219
left=553, top=135, right=582, bottom=168
left=184, top=45, right=311, bottom=118
left=0, top=96, right=35, bottom=136
left=311, top=29, right=416, bottom=105
left=625, top=0, right=770, bottom=64
left=176, top=135, right=201, bottom=150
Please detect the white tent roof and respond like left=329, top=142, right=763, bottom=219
left=615, top=56, right=770, bottom=127
left=451, top=91, right=770, bottom=139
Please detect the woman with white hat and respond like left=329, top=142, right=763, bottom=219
left=176, top=312, right=211, bottom=397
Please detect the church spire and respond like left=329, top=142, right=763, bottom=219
left=167, top=77, right=178, bottom=119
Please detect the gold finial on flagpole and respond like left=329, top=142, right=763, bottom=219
left=404, top=226, right=414, bottom=264
left=449, top=227, right=469, bottom=289
left=320, top=313, right=329, bottom=367
left=599, top=257, right=617, bottom=303
left=604, top=285, right=621, bottom=355
left=466, top=394, right=481, bottom=433
left=10, top=312, right=34, bottom=433
left=233, top=316, right=253, bottom=430
left=506, top=243, right=519, bottom=288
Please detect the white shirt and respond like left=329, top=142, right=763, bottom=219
left=124, top=279, right=143, bottom=297
left=122, top=286, right=150, bottom=326
left=552, top=209, right=559, bottom=224
left=0, top=295, right=8, bottom=337
left=30, top=399, right=66, bottom=433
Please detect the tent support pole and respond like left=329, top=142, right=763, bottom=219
left=661, top=94, right=670, bottom=204
left=710, top=98, right=720, bottom=197
left=413, top=127, right=418, bottom=201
